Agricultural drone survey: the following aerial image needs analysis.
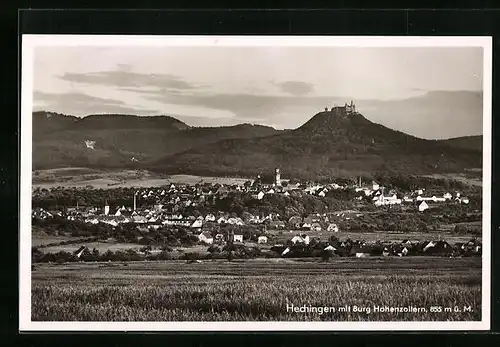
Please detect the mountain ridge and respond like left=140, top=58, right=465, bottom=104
left=151, top=109, right=482, bottom=179
left=32, top=109, right=482, bottom=178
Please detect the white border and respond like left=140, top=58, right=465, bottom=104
left=20, top=35, right=492, bottom=332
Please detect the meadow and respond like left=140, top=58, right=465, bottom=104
left=32, top=168, right=249, bottom=189
left=31, top=257, right=481, bottom=322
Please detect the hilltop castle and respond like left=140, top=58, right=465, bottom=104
left=324, top=100, right=356, bottom=115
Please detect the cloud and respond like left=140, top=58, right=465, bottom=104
left=33, top=91, right=159, bottom=116
left=273, top=81, right=315, bottom=96
left=34, top=91, right=125, bottom=105
left=58, top=70, right=201, bottom=91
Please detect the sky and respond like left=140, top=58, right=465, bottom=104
left=32, top=45, right=484, bottom=139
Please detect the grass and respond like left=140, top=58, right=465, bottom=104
left=40, top=242, right=142, bottom=253
left=422, top=173, right=482, bottom=187
left=31, top=257, right=481, bottom=322
left=32, top=235, right=85, bottom=247
left=32, top=168, right=248, bottom=189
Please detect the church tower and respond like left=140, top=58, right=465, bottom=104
left=104, top=200, right=110, bottom=216
left=275, top=168, right=281, bottom=187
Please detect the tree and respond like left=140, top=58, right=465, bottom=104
left=207, top=245, right=221, bottom=254
left=223, top=243, right=236, bottom=262
left=320, top=249, right=333, bottom=262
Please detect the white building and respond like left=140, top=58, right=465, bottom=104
left=251, top=191, right=265, bottom=200
left=205, top=214, right=216, bottom=222
left=258, top=236, right=268, bottom=244
left=418, top=201, right=429, bottom=212
left=374, top=194, right=401, bottom=206
left=198, top=231, right=213, bottom=244
left=191, top=219, right=203, bottom=228
left=291, top=235, right=310, bottom=245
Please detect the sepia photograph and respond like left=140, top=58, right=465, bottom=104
left=20, top=35, right=491, bottom=331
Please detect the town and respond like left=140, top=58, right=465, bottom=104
left=31, top=167, right=482, bottom=263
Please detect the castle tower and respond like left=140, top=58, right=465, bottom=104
left=133, top=192, right=137, bottom=211
left=275, top=168, right=281, bottom=187
left=104, top=200, right=110, bottom=216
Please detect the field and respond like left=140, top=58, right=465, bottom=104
left=32, top=234, right=85, bottom=247
left=422, top=172, right=482, bottom=187
left=38, top=241, right=141, bottom=253
left=31, top=257, right=481, bottom=322
left=32, top=168, right=249, bottom=189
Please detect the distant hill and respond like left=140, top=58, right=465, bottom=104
left=32, top=112, right=283, bottom=170
left=152, top=108, right=482, bottom=180
left=32, top=109, right=482, bottom=179
left=441, top=135, right=482, bottom=151
left=64, top=114, right=190, bottom=131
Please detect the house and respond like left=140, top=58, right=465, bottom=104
left=327, top=223, right=339, bottom=232
left=310, top=223, right=322, bottom=232
left=233, top=234, right=244, bottom=243
left=288, top=216, right=302, bottom=229
left=382, top=247, right=391, bottom=257
left=374, top=194, right=401, bottom=206
left=307, top=214, right=322, bottom=223
left=372, top=181, right=380, bottom=191
left=402, top=239, right=413, bottom=247
left=258, top=236, right=268, bottom=244
left=418, top=201, right=429, bottom=212
left=301, top=222, right=312, bottom=230
left=191, top=219, right=203, bottom=228
left=393, top=244, right=410, bottom=257
left=460, top=197, right=470, bottom=204
left=198, top=231, right=214, bottom=244
left=423, top=240, right=452, bottom=255
left=215, top=233, right=225, bottom=243
left=443, top=192, right=453, bottom=200
left=205, top=214, right=216, bottom=222
left=227, top=217, right=244, bottom=225
left=403, top=196, right=414, bottom=203
left=269, top=220, right=286, bottom=229
left=432, top=196, right=446, bottom=203
left=73, top=246, right=88, bottom=259
left=351, top=247, right=371, bottom=258
left=85, top=217, right=99, bottom=224
left=291, top=234, right=310, bottom=245
left=251, top=191, right=265, bottom=200
left=132, top=215, right=148, bottom=224
left=217, top=216, right=227, bottom=224
left=417, top=195, right=445, bottom=203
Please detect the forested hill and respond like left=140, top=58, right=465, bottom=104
left=152, top=109, right=482, bottom=180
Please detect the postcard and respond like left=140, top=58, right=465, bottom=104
left=20, top=35, right=492, bottom=331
